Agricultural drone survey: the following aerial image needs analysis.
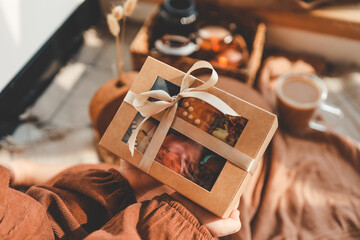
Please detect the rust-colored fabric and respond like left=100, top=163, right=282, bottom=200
left=0, top=164, right=213, bottom=240
left=84, top=194, right=213, bottom=240
left=232, top=56, right=360, bottom=239
left=0, top=167, right=54, bottom=240
left=26, top=168, right=137, bottom=239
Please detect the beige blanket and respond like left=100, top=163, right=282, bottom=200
left=231, top=56, right=360, bottom=239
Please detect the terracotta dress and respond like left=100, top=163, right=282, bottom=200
left=0, top=165, right=214, bottom=240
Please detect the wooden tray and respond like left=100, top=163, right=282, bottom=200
left=130, top=3, right=266, bottom=86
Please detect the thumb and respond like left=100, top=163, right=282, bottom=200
left=206, top=210, right=241, bottom=237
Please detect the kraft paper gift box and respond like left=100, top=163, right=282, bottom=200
left=100, top=57, right=277, bottom=218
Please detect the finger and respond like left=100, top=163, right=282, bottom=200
left=206, top=210, right=241, bottom=237
left=229, top=209, right=240, bottom=221
left=222, top=210, right=241, bottom=234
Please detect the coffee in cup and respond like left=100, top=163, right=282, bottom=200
left=276, top=73, right=342, bottom=132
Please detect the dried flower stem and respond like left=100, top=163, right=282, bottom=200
left=108, top=0, right=137, bottom=81
left=119, top=16, right=127, bottom=80
left=116, top=35, right=121, bottom=77
left=107, top=13, right=121, bottom=77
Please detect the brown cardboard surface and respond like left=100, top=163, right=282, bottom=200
left=100, top=56, right=277, bottom=217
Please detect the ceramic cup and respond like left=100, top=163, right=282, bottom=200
left=276, top=73, right=343, bottom=132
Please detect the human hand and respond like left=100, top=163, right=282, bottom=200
left=119, top=160, right=241, bottom=237
left=171, top=193, right=241, bottom=237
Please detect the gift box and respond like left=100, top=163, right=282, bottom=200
left=130, top=3, right=266, bottom=86
left=100, top=57, right=277, bottom=217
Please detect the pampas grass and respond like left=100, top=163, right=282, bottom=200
left=106, top=14, right=120, bottom=37
left=106, top=1, right=137, bottom=80
left=112, top=6, right=124, bottom=20
left=124, top=0, right=137, bottom=16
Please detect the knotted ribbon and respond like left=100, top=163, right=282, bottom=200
left=125, top=61, right=255, bottom=173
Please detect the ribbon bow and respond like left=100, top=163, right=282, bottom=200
left=126, top=61, right=242, bottom=173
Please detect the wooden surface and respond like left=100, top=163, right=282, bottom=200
left=255, top=4, right=360, bottom=40
left=311, top=4, right=360, bottom=24
left=139, top=0, right=360, bottom=40
left=0, top=19, right=146, bottom=167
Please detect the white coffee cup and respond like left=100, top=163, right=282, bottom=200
left=276, top=73, right=343, bottom=132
